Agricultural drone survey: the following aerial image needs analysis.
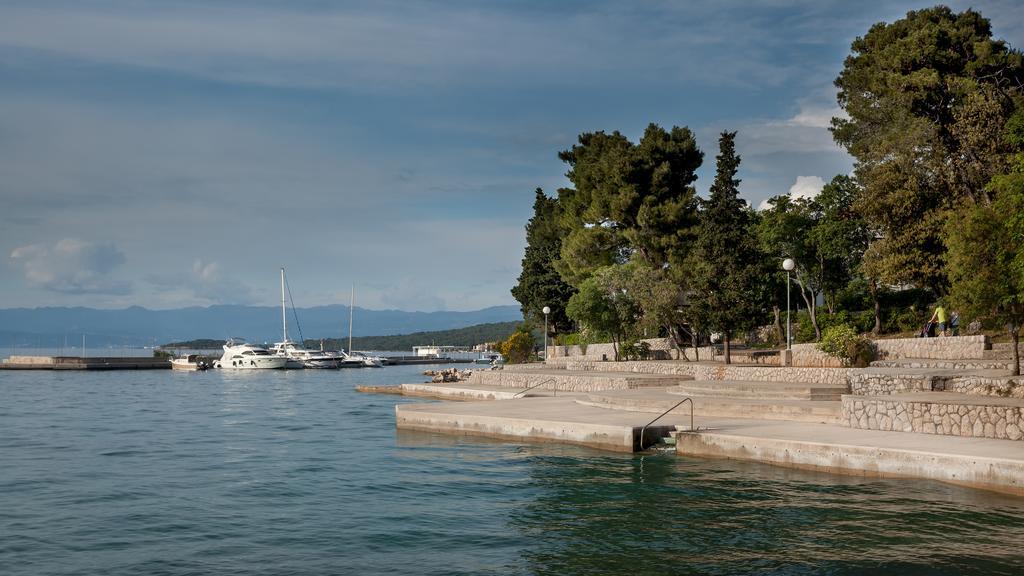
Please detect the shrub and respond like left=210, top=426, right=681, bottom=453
left=500, top=330, right=535, bottom=364
left=818, top=324, right=876, bottom=367
left=619, top=340, right=651, bottom=361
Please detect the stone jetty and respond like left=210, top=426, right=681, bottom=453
left=383, top=336, right=1024, bottom=495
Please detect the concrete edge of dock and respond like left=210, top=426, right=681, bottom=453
left=675, top=430, right=1024, bottom=496
left=395, top=403, right=676, bottom=452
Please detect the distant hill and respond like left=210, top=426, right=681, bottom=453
left=310, top=321, right=520, bottom=352
left=0, top=304, right=522, bottom=348
left=162, top=321, right=522, bottom=352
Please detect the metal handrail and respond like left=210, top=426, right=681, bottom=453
left=639, top=397, right=693, bottom=450
left=513, top=378, right=557, bottom=398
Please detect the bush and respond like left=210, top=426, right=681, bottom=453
left=500, top=331, right=536, bottom=364
left=817, top=324, right=875, bottom=367
left=619, top=340, right=651, bottom=361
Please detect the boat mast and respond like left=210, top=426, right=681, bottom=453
left=281, top=268, right=287, bottom=343
left=348, top=284, right=354, bottom=354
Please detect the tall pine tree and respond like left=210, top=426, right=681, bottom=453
left=686, top=132, right=767, bottom=363
left=511, top=188, right=575, bottom=336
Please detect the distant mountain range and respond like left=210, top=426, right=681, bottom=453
left=0, top=304, right=523, bottom=348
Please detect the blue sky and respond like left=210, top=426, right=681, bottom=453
left=2, top=1, right=1022, bottom=311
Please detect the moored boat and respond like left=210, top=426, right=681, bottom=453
left=215, top=339, right=287, bottom=370
left=171, top=354, right=209, bottom=371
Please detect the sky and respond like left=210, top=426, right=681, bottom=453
left=2, top=1, right=1022, bottom=312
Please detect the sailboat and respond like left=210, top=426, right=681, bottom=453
left=344, top=285, right=385, bottom=367
left=269, top=268, right=345, bottom=369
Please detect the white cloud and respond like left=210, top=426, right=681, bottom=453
left=787, top=105, right=845, bottom=129
left=789, top=175, right=826, bottom=200
left=9, top=238, right=131, bottom=295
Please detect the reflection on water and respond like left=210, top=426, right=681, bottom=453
left=1, top=367, right=1023, bottom=576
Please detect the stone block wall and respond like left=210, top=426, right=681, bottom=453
left=873, top=335, right=988, bottom=360
left=547, top=339, right=715, bottom=362
left=945, top=375, right=1024, bottom=399
left=847, top=372, right=947, bottom=395
left=789, top=344, right=844, bottom=368
left=557, top=360, right=853, bottom=386
left=842, top=396, right=1024, bottom=440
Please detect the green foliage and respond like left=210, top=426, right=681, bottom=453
left=686, top=132, right=768, bottom=357
left=818, top=324, right=875, bottom=367
left=511, top=189, right=576, bottom=334
left=565, top=264, right=645, bottom=358
left=758, top=174, right=868, bottom=340
left=153, top=349, right=174, bottom=359
left=832, top=6, right=1024, bottom=292
left=499, top=330, right=536, bottom=364
left=556, top=124, right=703, bottom=281
left=946, top=156, right=1024, bottom=374
left=619, top=340, right=651, bottom=361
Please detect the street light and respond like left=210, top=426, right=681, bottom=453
left=782, top=258, right=795, bottom=351
left=542, top=306, right=551, bottom=361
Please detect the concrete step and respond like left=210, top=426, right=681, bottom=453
left=667, top=379, right=848, bottom=401
left=871, top=358, right=1012, bottom=371
left=576, top=388, right=843, bottom=424
left=842, top=392, right=1024, bottom=441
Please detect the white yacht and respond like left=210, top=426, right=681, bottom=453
left=272, top=268, right=351, bottom=369
left=269, top=339, right=342, bottom=369
left=347, top=351, right=385, bottom=367
left=215, top=339, right=287, bottom=370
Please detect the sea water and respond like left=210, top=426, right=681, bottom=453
left=2, top=366, right=1023, bottom=575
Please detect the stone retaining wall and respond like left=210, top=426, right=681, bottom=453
left=547, top=339, right=716, bottom=362
left=558, top=360, right=852, bottom=386
left=873, top=335, right=988, bottom=360
left=789, top=344, right=844, bottom=367
left=842, top=396, right=1024, bottom=440
left=847, top=372, right=947, bottom=395
left=468, top=369, right=684, bottom=392
left=945, top=375, right=1024, bottom=399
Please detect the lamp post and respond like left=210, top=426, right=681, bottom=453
left=782, top=258, right=795, bottom=351
left=542, top=306, right=551, bottom=360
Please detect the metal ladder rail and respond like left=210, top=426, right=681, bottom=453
left=639, top=397, right=693, bottom=450
left=513, top=378, right=558, bottom=398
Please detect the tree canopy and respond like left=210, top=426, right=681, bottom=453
left=511, top=188, right=575, bottom=335
left=556, top=123, right=703, bottom=284
left=832, top=6, right=1024, bottom=292
left=685, top=132, right=767, bottom=362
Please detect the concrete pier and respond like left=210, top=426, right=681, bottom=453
left=0, top=356, right=171, bottom=370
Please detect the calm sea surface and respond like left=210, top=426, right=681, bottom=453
left=2, top=366, right=1024, bottom=575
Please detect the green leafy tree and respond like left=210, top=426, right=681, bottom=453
left=565, top=264, right=642, bottom=360
left=556, top=123, right=703, bottom=283
left=949, top=110, right=1024, bottom=375
left=511, top=188, right=576, bottom=336
left=832, top=6, right=1024, bottom=292
left=686, top=131, right=768, bottom=363
left=946, top=194, right=1024, bottom=375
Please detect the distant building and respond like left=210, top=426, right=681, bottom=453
left=412, top=345, right=460, bottom=357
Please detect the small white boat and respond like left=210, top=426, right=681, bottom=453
left=171, top=354, right=209, bottom=371
left=215, top=339, right=287, bottom=370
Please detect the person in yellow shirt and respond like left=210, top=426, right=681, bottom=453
left=928, top=305, right=948, bottom=337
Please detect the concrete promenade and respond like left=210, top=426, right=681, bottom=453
left=385, top=338, right=1024, bottom=495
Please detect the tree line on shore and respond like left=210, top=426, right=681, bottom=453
left=509, top=6, right=1024, bottom=374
